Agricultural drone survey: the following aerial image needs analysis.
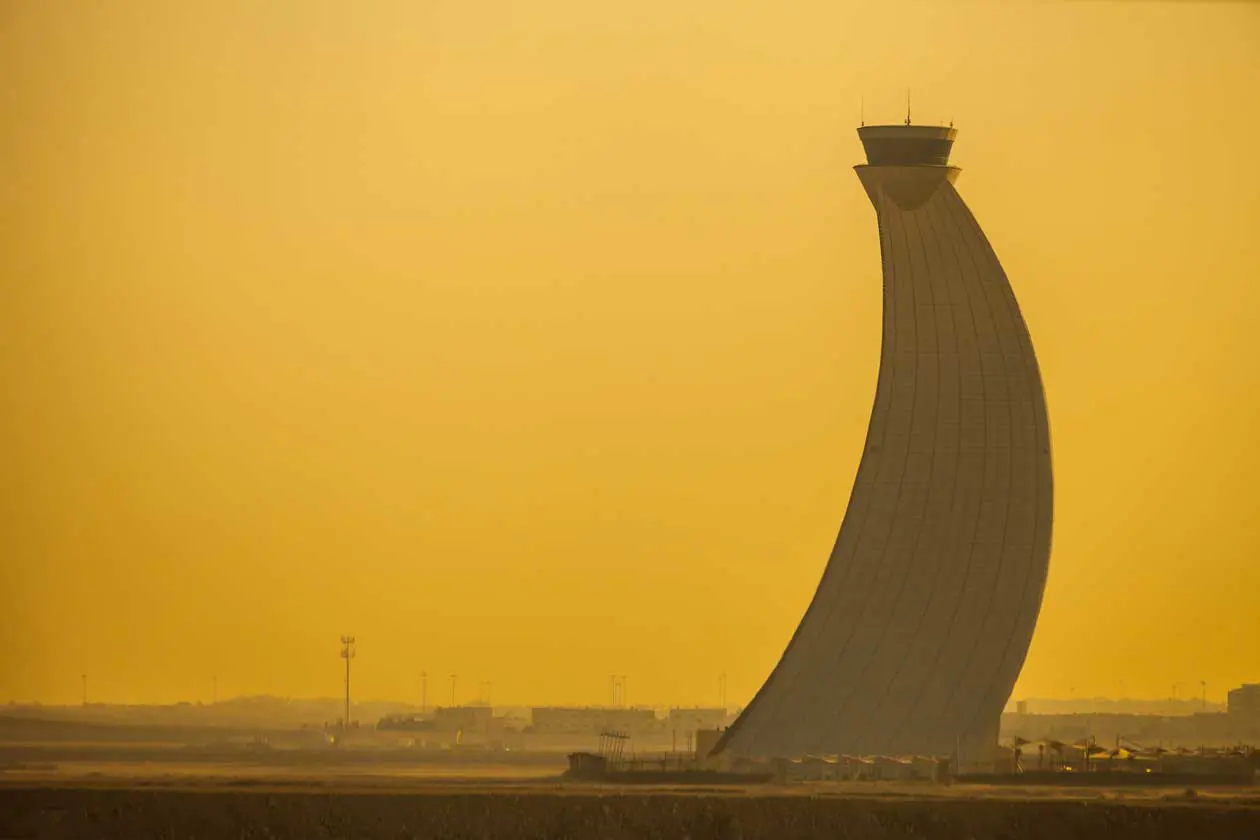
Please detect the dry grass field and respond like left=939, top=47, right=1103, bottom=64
left=1, top=769, right=1258, bottom=840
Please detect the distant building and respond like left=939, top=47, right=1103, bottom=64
left=376, top=714, right=432, bottom=732
left=530, top=707, right=657, bottom=735
left=432, top=705, right=493, bottom=733
left=694, top=728, right=724, bottom=760
left=668, top=707, right=728, bottom=734
left=1227, top=684, right=1260, bottom=718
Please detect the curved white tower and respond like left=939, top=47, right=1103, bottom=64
left=715, top=125, right=1052, bottom=763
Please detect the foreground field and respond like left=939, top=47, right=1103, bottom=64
left=1, top=780, right=1258, bottom=840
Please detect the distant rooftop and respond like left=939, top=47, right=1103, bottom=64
left=858, top=124, right=957, bottom=167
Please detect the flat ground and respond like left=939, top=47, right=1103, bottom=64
left=2, top=760, right=1259, bottom=839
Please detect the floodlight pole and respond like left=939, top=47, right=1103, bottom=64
left=340, top=635, right=356, bottom=729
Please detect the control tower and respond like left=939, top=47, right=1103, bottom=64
left=713, top=124, right=1053, bottom=766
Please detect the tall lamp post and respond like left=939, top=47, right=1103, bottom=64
left=340, top=636, right=356, bottom=729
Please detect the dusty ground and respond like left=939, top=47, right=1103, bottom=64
left=1, top=763, right=1258, bottom=839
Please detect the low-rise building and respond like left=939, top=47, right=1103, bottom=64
left=667, top=707, right=728, bottom=734
left=1227, top=684, right=1260, bottom=718
left=530, top=706, right=658, bottom=735
left=694, top=728, right=723, bottom=760
left=432, top=705, right=493, bottom=733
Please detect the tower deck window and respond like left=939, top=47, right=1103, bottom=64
left=859, top=125, right=957, bottom=167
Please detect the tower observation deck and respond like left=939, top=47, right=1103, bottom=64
left=857, top=124, right=957, bottom=167
left=713, top=125, right=1054, bottom=767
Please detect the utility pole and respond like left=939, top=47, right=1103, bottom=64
left=449, top=673, right=457, bottom=707
left=1201, top=680, right=1207, bottom=711
left=421, top=672, right=427, bottom=713
left=81, top=674, right=87, bottom=707
left=621, top=675, right=628, bottom=708
left=213, top=675, right=218, bottom=706
left=719, top=672, right=728, bottom=710
left=340, top=635, right=356, bottom=729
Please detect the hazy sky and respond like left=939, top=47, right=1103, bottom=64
left=2, top=1, right=1257, bottom=708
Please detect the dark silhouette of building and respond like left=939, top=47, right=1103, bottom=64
left=716, top=123, right=1053, bottom=764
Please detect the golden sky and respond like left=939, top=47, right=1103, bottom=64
left=2, top=1, right=1258, bottom=708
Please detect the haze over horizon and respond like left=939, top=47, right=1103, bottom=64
left=3, top=1, right=1258, bottom=709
